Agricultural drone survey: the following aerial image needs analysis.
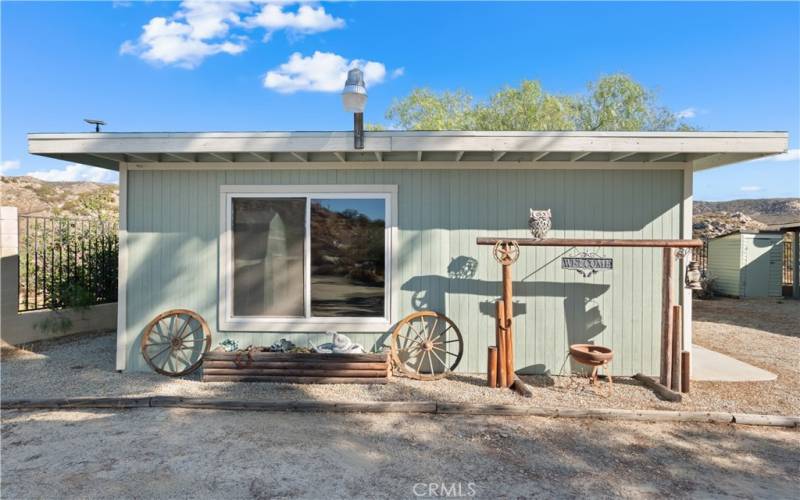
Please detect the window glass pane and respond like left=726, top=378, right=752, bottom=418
left=232, top=198, right=305, bottom=317
left=310, top=198, right=385, bottom=317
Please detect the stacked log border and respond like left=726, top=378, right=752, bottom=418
left=202, top=351, right=390, bottom=384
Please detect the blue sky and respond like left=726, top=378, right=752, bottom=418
left=2, top=1, right=798, bottom=201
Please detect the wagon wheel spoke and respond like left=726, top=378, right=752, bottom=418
left=176, top=348, right=193, bottom=368
left=406, top=322, right=426, bottom=343
left=180, top=326, right=202, bottom=340
left=395, top=334, right=422, bottom=346
left=429, top=325, right=453, bottom=344
left=174, top=316, right=192, bottom=339
left=429, top=348, right=447, bottom=370
left=147, top=344, right=172, bottom=361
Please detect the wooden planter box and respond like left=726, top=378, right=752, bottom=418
left=202, top=351, right=391, bottom=384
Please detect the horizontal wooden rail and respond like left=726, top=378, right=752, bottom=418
left=476, top=237, right=703, bottom=248
left=3, top=397, right=798, bottom=427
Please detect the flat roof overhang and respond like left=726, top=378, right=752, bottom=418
left=27, top=130, right=789, bottom=171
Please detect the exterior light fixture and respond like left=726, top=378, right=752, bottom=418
left=84, top=118, right=106, bottom=132
left=342, top=68, right=367, bottom=149
left=685, top=261, right=702, bottom=290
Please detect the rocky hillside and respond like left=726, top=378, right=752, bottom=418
left=695, top=199, right=800, bottom=225
left=1, top=176, right=118, bottom=220
left=693, top=198, right=800, bottom=239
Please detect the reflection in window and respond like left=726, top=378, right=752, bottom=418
left=232, top=198, right=305, bottom=317
left=310, top=199, right=385, bottom=317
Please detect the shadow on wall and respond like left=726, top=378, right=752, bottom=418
left=403, top=262, right=609, bottom=374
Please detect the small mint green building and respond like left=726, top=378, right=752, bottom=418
left=707, top=231, right=785, bottom=298
left=28, top=131, right=788, bottom=376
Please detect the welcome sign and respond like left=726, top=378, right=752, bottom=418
left=561, top=253, right=613, bottom=278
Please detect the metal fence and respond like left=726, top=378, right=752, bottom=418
left=18, top=216, right=118, bottom=312
left=693, top=237, right=709, bottom=276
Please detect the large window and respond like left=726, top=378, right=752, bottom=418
left=220, top=185, right=396, bottom=331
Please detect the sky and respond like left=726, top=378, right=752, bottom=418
left=2, top=1, right=798, bottom=201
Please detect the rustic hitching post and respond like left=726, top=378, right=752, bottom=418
left=661, top=248, right=674, bottom=387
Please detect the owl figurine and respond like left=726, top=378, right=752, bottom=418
left=528, top=209, right=552, bottom=240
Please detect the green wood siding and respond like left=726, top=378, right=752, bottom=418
left=124, top=168, right=683, bottom=376
left=708, top=236, right=742, bottom=297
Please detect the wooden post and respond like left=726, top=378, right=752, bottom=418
left=681, top=351, right=691, bottom=393
left=793, top=230, right=799, bottom=299
left=502, top=264, right=514, bottom=387
left=661, top=248, right=674, bottom=387
left=487, top=347, right=498, bottom=388
left=495, top=300, right=507, bottom=388
left=505, top=330, right=514, bottom=387
left=671, top=305, right=682, bottom=392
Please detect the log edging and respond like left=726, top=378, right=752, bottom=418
left=2, top=397, right=798, bottom=427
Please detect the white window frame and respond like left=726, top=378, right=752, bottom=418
left=219, top=184, right=398, bottom=332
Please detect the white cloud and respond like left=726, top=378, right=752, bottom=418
left=27, top=164, right=119, bottom=184
left=1, top=160, right=20, bottom=174
left=676, top=107, right=696, bottom=119
left=245, top=3, right=344, bottom=34
left=391, top=67, right=405, bottom=79
left=750, top=148, right=800, bottom=163
left=264, top=51, right=387, bottom=93
left=120, top=1, right=250, bottom=69
left=121, top=1, right=344, bottom=69
left=739, top=185, right=763, bottom=193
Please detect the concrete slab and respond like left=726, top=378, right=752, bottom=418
left=692, top=345, right=777, bottom=382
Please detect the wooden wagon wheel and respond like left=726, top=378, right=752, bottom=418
left=390, top=311, right=464, bottom=380
left=493, top=240, right=520, bottom=265
left=141, top=309, right=211, bottom=377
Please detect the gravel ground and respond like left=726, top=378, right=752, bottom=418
left=2, top=408, right=798, bottom=499
left=2, top=298, right=797, bottom=415
left=691, top=298, right=799, bottom=416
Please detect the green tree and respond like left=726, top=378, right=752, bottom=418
left=377, top=74, right=695, bottom=131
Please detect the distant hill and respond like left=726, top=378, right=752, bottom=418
left=1, top=176, right=118, bottom=220
left=694, top=198, right=800, bottom=225
left=693, top=198, right=800, bottom=238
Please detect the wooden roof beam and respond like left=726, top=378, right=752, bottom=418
left=532, top=151, right=550, bottom=162
left=570, top=151, right=592, bottom=162
left=207, top=152, right=233, bottom=163
left=250, top=152, right=271, bottom=162
left=609, top=152, right=637, bottom=162
left=290, top=152, right=308, bottom=162
left=124, top=152, right=158, bottom=162
left=648, top=152, right=681, bottom=162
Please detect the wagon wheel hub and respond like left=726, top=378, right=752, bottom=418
left=170, top=337, right=183, bottom=349
left=422, top=340, right=434, bottom=352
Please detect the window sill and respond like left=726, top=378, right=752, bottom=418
left=219, top=318, right=393, bottom=333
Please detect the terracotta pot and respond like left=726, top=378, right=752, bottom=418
left=569, top=344, right=613, bottom=366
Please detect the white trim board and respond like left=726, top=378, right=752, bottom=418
left=218, top=184, right=399, bottom=333
left=115, top=164, right=128, bottom=371
left=681, top=164, right=693, bottom=370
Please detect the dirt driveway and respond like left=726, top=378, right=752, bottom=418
left=3, top=408, right=798, bottom=499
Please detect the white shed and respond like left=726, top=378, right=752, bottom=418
left=707, top=231, right=784, bottom=298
